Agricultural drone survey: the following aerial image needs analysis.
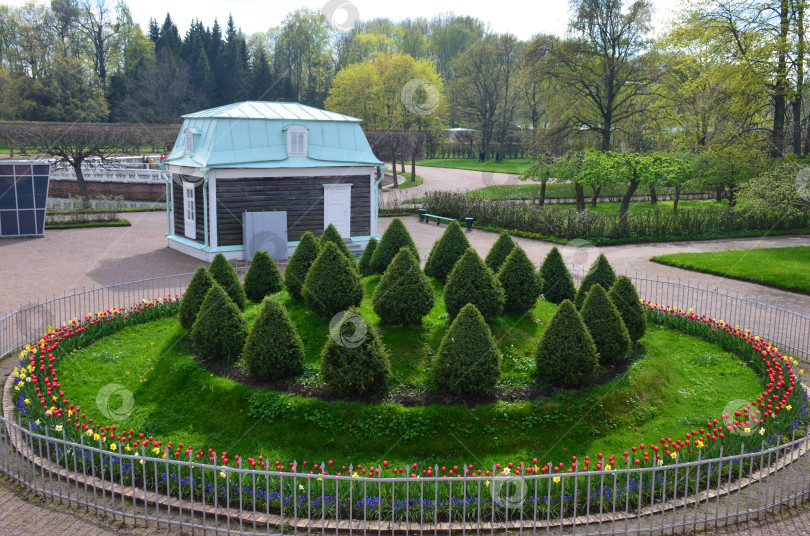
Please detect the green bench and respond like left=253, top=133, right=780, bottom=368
left=419, top=210, right=474, bottom=231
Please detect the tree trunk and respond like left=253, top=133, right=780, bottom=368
left=673, top=184, right=681, bottom=215
left=391, top=154, right=398, bottom=187
left=72, top=162, right=90, bottom=205
left=715, top=188, right=723, bottom=202
left=410, top=158, right=416, bottom=182
left=619, top=178, right=640, bottom=223
left=590, top=185, right=601, bottom=207
left=400, top=161, right=405, bottom=173
left=574, top=183, right=586, bottom=212
left=795, top=0, right=805, bottom=156
left=772, top=0, right=790, bottom=157
left=649, top=185, right=658, bottom=204
left=539, top=179, right=546, bottom=208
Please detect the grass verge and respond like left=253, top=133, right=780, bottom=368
left=45, top=219, right=131, bottom=230
left=416, top=158, right=533, bottom=175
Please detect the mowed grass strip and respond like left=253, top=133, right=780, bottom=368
left=651, top=246, right=810, bottom=295
left=416, top=158, right=533, bottom=175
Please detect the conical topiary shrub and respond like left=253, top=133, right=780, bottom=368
left=534, top=299, right=598, bottom=388
left=372, top=247, right=435, bottom=325
left=179, top=267, right=215, bottom=330
left=443, top=248, right=505, bottom=320
left=302, top=242, right=363, bottom=317
left=580, top=284, right=631, bottom=367
left=358, top=237, right=378, bottom=277
left=243, top=250, right=284, bottom=303
left=370, top=218, right=419, bottom=274
left=485, top=231, right=516, bottom=273
left=242, top=298, right=304, bottom=380
left=424, top=220, right=471, bottom=283
left=497, top=246, right=543, bottom=315
left=609, top=275, right=647, bottom=342
left=190, top=283, right=248, bottom=362
left=574, top=254, right=617, bottom=309
left=539, top=247, right=576, bottom=305
left=208, top=253, right=247, bottom=310
left=433, top=303, right=501, bottom=397
left=284, top=232, right=320, bottom=302
left=321, top=308, right=391, bottom=399
left=320, top=223, right=355, bottom=263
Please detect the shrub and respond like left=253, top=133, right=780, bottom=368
left=609, top=275, right=647, bottom=342
left=424, top=220, right=471, bottom=283
left=372, top=247, right=435, bottom=325
left=370, top=218, right=419, bottom=274
left=302, top=242, right=363, bottom=317
left=242, top=298, right=304, bottom=380
left=320, top=308, right=391, bottom=399
left=580, top=284, right=631, bottom=367
left=285, top=232, right=320, bottom=301
left=358, top=237, right=378, bottom=277
left=208, top=253, right=247, bottom=310
left=443, top=248, right=505, bottom=319
left=497, top=246, right=543, bottom=315
left=178, top=267, right=214, bottom=330
left=243, top=250, right=284, bottom=303
left=574, top=254, right=616, bottom=309
left=539, top=247, right=576, bottom=305
left=190, top=283, right=248, bottom=362
left=534, top=299, right=598, bottom=388
left=433, top=303, right=500, bottom=396
left=320, top=223, right=355, bottom=263
left=485, top=231, right=516, bottom=273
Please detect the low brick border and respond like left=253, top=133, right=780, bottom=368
left=3, top=356, right=810, bottom=533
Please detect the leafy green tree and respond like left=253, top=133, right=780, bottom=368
left=243, top=298, right=304, bottom=380
left=443, top=248, right=505, bottom=319
left=497, top=246, right=543, bottom=315
left=209, top=253, right=247, bottom=310
left=485, top=231, right=516, bottom=273
left=539, top=247, right=576, bottom=304
left=580, top=284, right=631, bottom=367
left=284, top=232, right=320, bottom=301
left=370, top=218, right=420, bottom=274
left=243, top=250, right=284, bottom=303
left=424, top=220, right=471, bottom=283
left=358, top=237, right=378, bottom=277
left=574, top=254, right=616, bottom=309
left=320, top=223, right=355, bottom=263
left=178, top=267, right=215, bottom=330
left=433, top=303, right=501, bottom=396
left=190, top=283, right=248, bottom=362
left=321, top=308, right=391, bottom=399
left=609, top=275, right=647, bottom=342
left=372, top=248, right=435, bottom=325
left=302, top=242, right=363, bottom=317
left=534, top=299, right=598, bottom=388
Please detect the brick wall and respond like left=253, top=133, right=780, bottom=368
left=48, top=179, right=166, bottom=203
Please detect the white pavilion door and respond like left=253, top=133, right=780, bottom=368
left=323, top=184, right=351, bottom=237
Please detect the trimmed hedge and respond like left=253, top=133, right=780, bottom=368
left=433, top=303, right=501, bottom=396
left=580, top=284, right=631, bottom=367
left=285, top=232, right=320, bottom=302
left=539, top=247, right=576, bottom=305
left=424, top=220, right=471, bottom=283
left=534, top=299, right=598, bottom=388
left=320, top=223, right=355, bottom=263
left=190, top=283, right=248, bottom=362
left=443, top=248, right=505, bottom=320
left=242, top=298, right=304, bottom=380
left=372, top=247, right=435, bottom=325
left=243, top=250, right=284, bottom=303
left=208, top=253, right=247, bottom=310
left=609, top=275, right=647, bottom=342
left=358, top=237, right=378, bottom=277
left=485, top=231, right=516, bottom=273
left=370, top=218, right=419, bottom=274
left=497, top=245, right=543, bottom=315
left=320, top=308, right=391, bottom=399
left=178, top=267, right=214, bottom=330
left=574, top=253, right=617, bottom=309
left=302, top=242, right=363, bottom=317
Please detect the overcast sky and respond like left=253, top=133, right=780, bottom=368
left=6, top=0, right=683, bottom=41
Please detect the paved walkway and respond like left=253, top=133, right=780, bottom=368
left=381, top=164, right=522, bottom=200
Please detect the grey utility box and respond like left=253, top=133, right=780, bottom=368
left=243, top=211, right=288, bottom=261
left=0, top=161, right=51, bottom=238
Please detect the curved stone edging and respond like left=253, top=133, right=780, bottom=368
left=4, top=359, right=809, bottom=533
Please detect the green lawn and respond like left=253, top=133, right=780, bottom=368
left=651, top=246, right=810, bottom=295
left=390, top=172, right=423, bottom=189
left=543, top=199, right=729, bottom=215
left=416, top=158, right=533, bottom=174
left=469, top=183, right=705, bottom=200
left=56, top=278, right=763, bottom=469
